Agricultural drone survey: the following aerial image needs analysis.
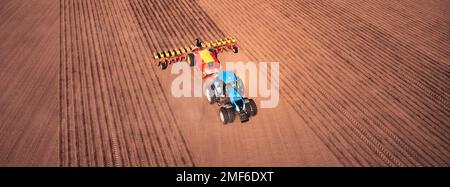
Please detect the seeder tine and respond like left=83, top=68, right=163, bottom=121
left=185, top=46, right=191, bottom=53
left=164, top=50, right=170, bottom=58
left=180, top=47, right=186, bottom=54
left=226, top=37, right=232, bottom=44
left=170, top=49, right=176, bottom=57
left=153, top=52, right=159, bottom=60
left=175, top=48, right=181, bottom=55
left=231, top=36, right=237, bottom=43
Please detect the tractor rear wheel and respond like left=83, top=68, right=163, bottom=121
left=227, top=108, right=235, bottom=123
left=187, top=53, right=195, bottom=66
left=248, top=99, right=257, bottom=116
left=219, top=107, right=229, bottom=124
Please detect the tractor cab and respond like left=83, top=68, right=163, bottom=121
left=213, top=71, right=244, bottom=98
left=208, top=71, right=256, bottom=123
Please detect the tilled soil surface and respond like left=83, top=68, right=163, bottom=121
left=0, top=0, right=448, bottom=166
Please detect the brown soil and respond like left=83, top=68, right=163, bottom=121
left=0, top=0, right=448, bottom=166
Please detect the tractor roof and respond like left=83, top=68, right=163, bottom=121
left=227, top=87, right=243, bottom=103
left=218, top=71, right=237, bottom=84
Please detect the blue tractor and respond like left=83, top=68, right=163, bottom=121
left=205, top=71, right=257, bottom=124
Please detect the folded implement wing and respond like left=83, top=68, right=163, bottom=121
left=153, top=36, right=238, bottom=70
left=207, top=36, right=238, bottom=54
left=153, top=45, right=194, bottom=70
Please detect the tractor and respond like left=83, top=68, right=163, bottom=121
left=205, top=71, right=257, bottom=124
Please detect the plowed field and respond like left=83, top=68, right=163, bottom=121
left=0, top=0, right=448, bottom=166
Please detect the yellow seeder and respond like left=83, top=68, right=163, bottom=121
left=153, top=36, right=238, bottom=69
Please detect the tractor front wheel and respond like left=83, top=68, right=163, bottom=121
left=227, top=108, right=235, bottom=123
left=219, top=107, right=230, bottom=124
left=206, top=86, right=216, bottom=104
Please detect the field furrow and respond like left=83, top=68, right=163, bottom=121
left=0, top=0, right=448, bottom=167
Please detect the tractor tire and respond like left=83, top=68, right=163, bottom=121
left=206, top=86, right=216, bottom=104
left=187, top=53, right=195, bottom=66
left=248, top=99, right=257, bottom=116
left=219, top=107, right=229, bottom=124
left=160, top=61, right=168, bottom=70
left=227, top=108, right=235, bottom=123
left=232, top=46, right=238, bottom=53
left=209, top=48, right=218, bottom=57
